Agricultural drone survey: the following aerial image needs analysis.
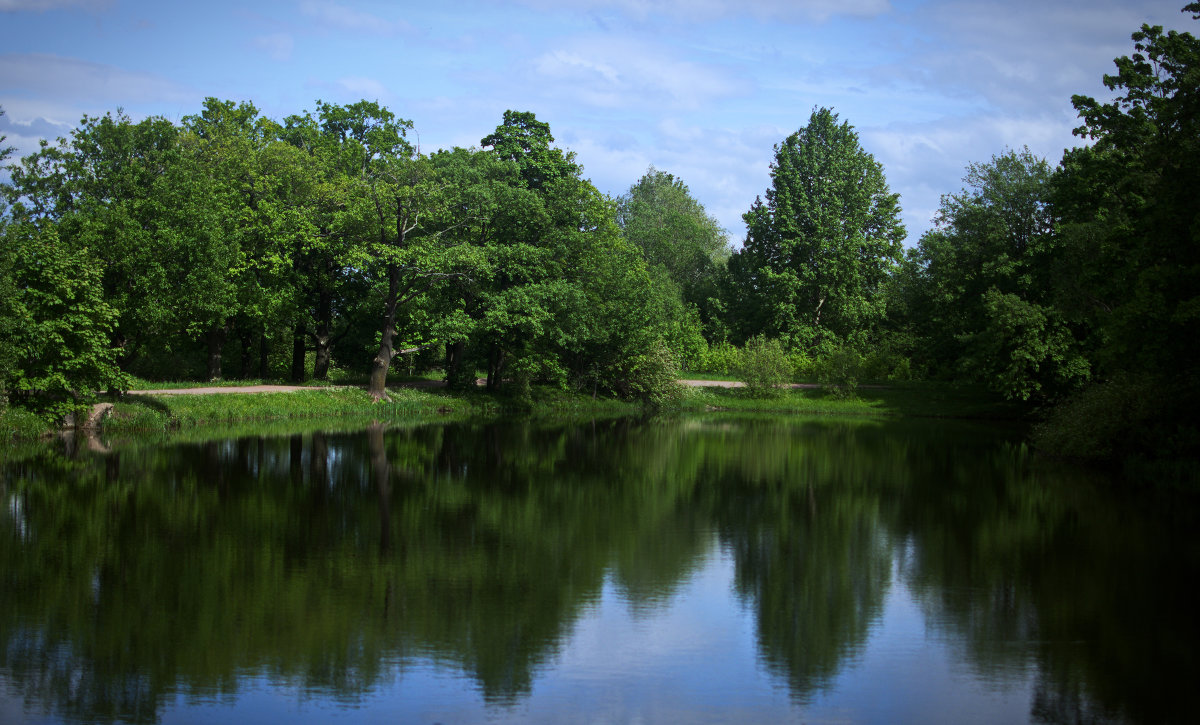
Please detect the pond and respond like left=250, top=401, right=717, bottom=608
left=1, top=415, right=1197, bottom=724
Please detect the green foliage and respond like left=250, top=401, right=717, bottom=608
left=812, top=341, right=862, bottom=399
left=621, top=339, right=684, bottom=408
left=902, top=148, right=1088, bottom=400
left=701, top=340, right=743, bottom=375
left=3, top=109, right=239, bottom=379
left=1033, top=378, right=1162, bottom=462
left=738, top=336, right=791, bottom=397
left=0, top=224, right=128, bottom=418
left=1027, top=5, right=1200, bottom=464
left=1055, top=5, right=1200, bottom=382
left=617, top=167, right=731, bottom=341
left=730, top=107, right=905, bottom=348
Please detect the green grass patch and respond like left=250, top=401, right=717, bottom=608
left=102, top=384, right=641, bottom=434
left=0, top=406, right=54, bottom=443
left=675, top=381, right=1025, bottom=420
left=106, top=387, right=463, bottom=432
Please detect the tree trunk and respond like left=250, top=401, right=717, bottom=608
left=445, top=340, right=473, bottom=389
left=313, top=285, right=333, bottom=380
left=486, top=344, right=506, bottom=392
left=238, top=328, right=254, bottom=379
left=207, top=321, right=229, bottom=381
left=367, top=266, right=400, bottom=400
left=291, top=321, right=306, bottom=383
left=314, top=334, right=331, bottom=380
left=258, top=329, right=269, bottom=378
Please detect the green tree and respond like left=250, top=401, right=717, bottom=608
left=730, top=107, right=905, bottom=349
left=0, top=223, right=127, bottom=417
left=1035, top=3, right=1200, bottom=463
left=616, top=167, right=730, bottom=343
left=0, top=106, right=19, bottom=406
left=1056, top=3, right=1200, bottom=380
left=903, top=149, right=1089, bottom=400
left=4, top=111, right=235, bottom=379
left=465, top=112, right=682, bottom=400
left=315, top=101, right=486, bottom=399
left=183, top=98, right=288, bottom=380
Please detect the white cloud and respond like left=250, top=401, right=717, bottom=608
left=513, top=0, right=892, bottom=23
left=531, top=36, right=744, bottom=110
left=0, top=113, right=73, bottom=164
left=0, top=53, right=195, bottom=105
left=0, top=0, right=110, bottom=11
left=861, top=111, right=1085, bottom=242
left=299, top=0, right=413, bottom=35
left=333, top=76, right=391, bottom=100
left=253, top=33, right=294, bottom=62
left=871, top=0, right=1193, bottom=113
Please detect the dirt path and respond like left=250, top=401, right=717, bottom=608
left=125, top=384, right=327, bottom=395
left=124, top=380, right=458, bottom=395
left=126, top=379, right=830, bottom=395
left=678, top=379, right=823, bottom=389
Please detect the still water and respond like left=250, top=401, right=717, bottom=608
left=1, top=415, right=1196, bottom=724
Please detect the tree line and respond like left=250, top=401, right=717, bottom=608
left=1, top=4, right=1196, bottom=466
left=0, top=103, right=693, bottom=410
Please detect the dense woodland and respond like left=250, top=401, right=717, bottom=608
left=0, top=5, right=1197, bottom=469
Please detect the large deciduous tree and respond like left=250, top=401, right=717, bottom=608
left=1033, top=3, right=1200, bottom=463
left=729, top=108, right=905, bottom=349
left=902, top=148, right=1090, bottom=400
left=616, top=167, right=730, bottom=347
left=316, top=101, right=485, bottom=399
left=4, top=110, right=234, bottom=379
left=1056, top=3, right=1200, bottom=380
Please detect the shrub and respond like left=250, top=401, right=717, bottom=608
left=814, top=343, right=862, bottom=399
left=1033, top=377, right=1162, bottom=461
left=626, top=339, right=684, bottom=408
left=701, top=340, right=743, bottom=375
left=739, top=336, right=790, bottom=397
left=787, top=349, right=814, bottom=379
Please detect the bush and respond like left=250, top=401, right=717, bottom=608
left=625, top=339, right=684, bottom=408
left=814, top=343, right=862, bottom=399
left=700, top=340, right=743, bottom=375
left=2, top=225, right=128, bottom=420
left=787, top=349, right=814, bottom=379
left=1033, top=377, right=1167, bottom=462
left=739, top=336, right=790, bottom=397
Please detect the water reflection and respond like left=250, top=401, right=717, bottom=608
left=1, top=416, right=1197, bottom=723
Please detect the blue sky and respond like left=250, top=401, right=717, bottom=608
left=0, top=0, right=1193, bottom=244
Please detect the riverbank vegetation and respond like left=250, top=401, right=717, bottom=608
left=1, top=6, right=1196, bottom=478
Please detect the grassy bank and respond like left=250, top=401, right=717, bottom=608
left=103, top=384, right=639, bottom=434
left=1, top=379, right=1021, bottom=447
left=676, top=381, right=1025, bottom=420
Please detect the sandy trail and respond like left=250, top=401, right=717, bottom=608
left=127, top=379, right=826, bottom=395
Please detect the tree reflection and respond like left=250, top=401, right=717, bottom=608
left=1, top=417, right=1197, bottom=723
left=694, top=419, right=899, bottom=700
left=894, top=447, right=1200, bottom=725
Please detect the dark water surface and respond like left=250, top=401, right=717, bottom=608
left=1, top=416, right=1196, bottom=724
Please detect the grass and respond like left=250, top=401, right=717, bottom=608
left=0, top=377, right=1024, bottom=448
left=103, top=384, right=641, bottom=434
left=0, top=406, right=55, bottom=441
left=675, top=380, right=1025, bottom=420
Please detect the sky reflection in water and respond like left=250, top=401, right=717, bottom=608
left=2, top=416, right=1196, bottom=724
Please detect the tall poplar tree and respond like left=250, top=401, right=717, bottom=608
left=730, top=108, right=905, bottom=348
